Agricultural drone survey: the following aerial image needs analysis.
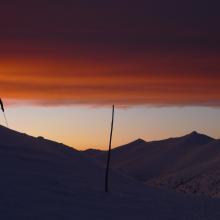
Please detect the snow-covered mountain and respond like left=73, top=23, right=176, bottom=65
left=0, top=125, right=144, bottom=219
left=148, top=139, right=220, bottom=197
left=1, top=125, right=220, bottom=219
left=86, top=131, right=220, bottom=197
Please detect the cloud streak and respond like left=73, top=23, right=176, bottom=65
left=0, top=51, right=220, bottom=107
left=0, top=1, right=219, bottom=107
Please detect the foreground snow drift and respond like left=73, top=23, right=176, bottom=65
left=1, top=125, right=220, bottom=219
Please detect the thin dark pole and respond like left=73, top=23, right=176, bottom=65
left=105, top=105, right=115, bottom=193
left=0, top=98, right=9, bottom=128
left=3, top=112, right=9, bottom=128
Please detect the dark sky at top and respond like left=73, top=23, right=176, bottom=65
left=1, top=0, right=219, bottom=53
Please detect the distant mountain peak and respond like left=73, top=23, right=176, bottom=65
left=186, top=131, right=212, bottom=138
left=185, top=131, right=200, bottom=138
left=132, top=138, right=146, bottom=144
left=180, top=131, right=215, bottom=146
left=190, top=131, right=199, bottom=135
left=188, top=131, right=205, bottom=137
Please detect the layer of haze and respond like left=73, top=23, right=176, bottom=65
left=1, top=106, right=219, bottom=150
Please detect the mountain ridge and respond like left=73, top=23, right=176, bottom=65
left=84, top=131, right=215, bottom=153
left=83, top=131, right=220, bottom=197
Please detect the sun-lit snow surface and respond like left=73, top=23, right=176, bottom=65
left=1, top=125, right=220, bottom=219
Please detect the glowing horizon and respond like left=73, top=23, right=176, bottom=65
left=0, top=105, right=219, bottom=150
left=0, top=1, right=219, bottom=150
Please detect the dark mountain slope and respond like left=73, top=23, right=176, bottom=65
left=90, top=132, right=215, bottom=181
left=1, top=126, right=220, bottom=219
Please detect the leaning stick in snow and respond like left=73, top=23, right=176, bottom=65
left=105, top=105, right=115, bottom=193
left=0, top=98, right=9, bottom=128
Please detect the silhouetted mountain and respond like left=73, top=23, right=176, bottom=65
left=86, top=131, right=220, bottom=197
left=1, top=125, right=220, bottom=219
left=148, top=139, right=220, bottom=197
left=0, top=125, right=151, bottom=219
left=83, top=138, right=147, bottom=159
left=174, top=131, right=214, bottom=146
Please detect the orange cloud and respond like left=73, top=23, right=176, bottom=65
left=0, top=44, right=219, bottom=107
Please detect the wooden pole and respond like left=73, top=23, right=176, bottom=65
left=105, top=105, right=115, bottom=193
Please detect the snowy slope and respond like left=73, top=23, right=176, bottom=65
left=0, top=125, right=144, bottom=194
left=85, top=132, right=220, bottom=197
left=148, top=139, right=220, bottom=197
left=91, top=132, right=215, bottom=180
left=1, top=125, right=220, bottom=219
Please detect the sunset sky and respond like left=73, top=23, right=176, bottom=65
left=0, top=1, right=220, bottom=149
